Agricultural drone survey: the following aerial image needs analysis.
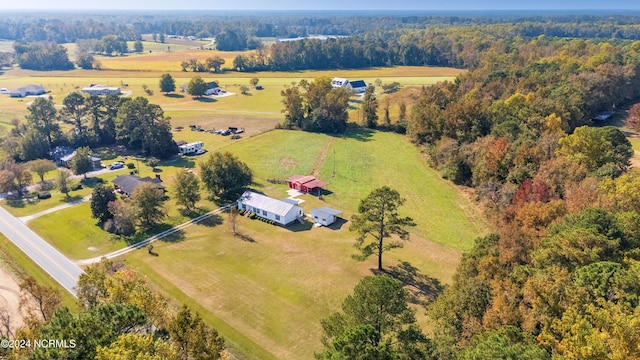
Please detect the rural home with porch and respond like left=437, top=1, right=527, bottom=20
left=237, top=191, right=303, bottom=226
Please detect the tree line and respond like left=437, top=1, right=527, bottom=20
left=3, top=94, right=177, bottom=163
left=0, top=259, right=226, bottom=359
left=5, top=13, right=640, bottom=43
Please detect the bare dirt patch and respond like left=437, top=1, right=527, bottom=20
left=169, top=114, right=279, bottom=138
left=279, top=157, right=297, bottom=169
left=310, top=137, right=335, bottom=177
left=0, top=265, right=24, bottom=337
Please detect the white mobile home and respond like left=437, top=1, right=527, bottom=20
left=178, top=141, right=204, bottom=155
left=237, top=191, right=303, bottom=226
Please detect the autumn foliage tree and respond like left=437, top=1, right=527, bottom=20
left=625, top=103, right=640, bottom=132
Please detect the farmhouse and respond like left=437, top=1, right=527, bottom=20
left=330, top=78, right=367, bottom=93
left=178, top=141, right=204, bottom=155
left=59, top=152, right=102, bottom=170
left=237, top=191, right=303, bottom=226
left=205, top=81, right=220, bottom=95
left=310, top=207, right=342, bottom=226
left=81, top=84, right=121, bottom=96
left=112, top=174, right=165, bottom=196
left=287, top=175, right=326, bottom=194
left=349, top=80, right=367, bottom=93
left=10, top=85, right=46, bottom=98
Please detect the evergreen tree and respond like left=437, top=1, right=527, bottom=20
left=318, top=275, right=431, bottom=359
left=362, top=86, right=378, bottom=128
left=350, top=186, right=416, bottom=271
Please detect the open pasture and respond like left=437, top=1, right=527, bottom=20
left=119, top=128, right=487, bottom=359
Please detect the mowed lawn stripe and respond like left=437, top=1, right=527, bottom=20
left=316, top=130, right=489, bottom=251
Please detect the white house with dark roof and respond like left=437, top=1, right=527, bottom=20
left=349, top=80, right=367, bottom=93
left=237, top=191, right=303, bottom=226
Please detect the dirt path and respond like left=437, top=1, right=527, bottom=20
left=0, top=265, right=23, bottom=337
left=309, top=137, right=335, bottom=177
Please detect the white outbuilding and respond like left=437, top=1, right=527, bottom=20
left=237, top=191, right=304, bottom=226
left=310, top=207, right=342, bottom=226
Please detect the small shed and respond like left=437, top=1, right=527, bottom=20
left=310, top=207, right=342, bottom=226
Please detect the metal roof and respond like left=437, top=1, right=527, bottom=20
left=239, top=191, right=300, bottom=217
left=304, top=179, right=326, bottom=189
left=311, top=207, right=342, bottom=218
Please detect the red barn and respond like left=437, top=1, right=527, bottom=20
left=286, top=175, right=326, bottom=193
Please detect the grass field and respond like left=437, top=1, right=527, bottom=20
left=113, top=129, right=489, bottom=359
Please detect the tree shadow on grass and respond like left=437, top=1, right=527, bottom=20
left=5, top=199, right=27, bottom=208
left=165, top=93, right=184, bottom=99
left=336, top=127, right=374, bottom=142
left=288, top=219, right=314, bottom=232
left=381, top=261, right=445, bottom=306
left=196, top=214, right=223, bottom=228
left=61, top=195, right=83, bottom=203
left=234, top=233, right=257, bottom=243
left=160, top=157, right=196, bottom=169
left=194, top=97, right=216, bottom=103
left=158, top=229, right=186, bottom=243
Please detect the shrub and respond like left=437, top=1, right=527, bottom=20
left=126, top=163, right=136, bottom=169
left=238, top=209, right=245, bottom=215
left=249, top=213, right=257, bottom=219
left=37, top=191, right=51, bottom=199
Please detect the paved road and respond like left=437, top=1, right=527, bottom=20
left=0, top=205, right=83, bottom=296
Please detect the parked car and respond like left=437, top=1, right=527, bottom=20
left=109, top=162, right=124, bottom=170
left=0, top=88, right=8, bottom=94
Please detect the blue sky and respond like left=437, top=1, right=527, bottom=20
left=0, top=0, right=639, bottom=10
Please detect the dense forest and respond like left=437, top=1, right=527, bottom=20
left=396, top=21, right=640, bottom=360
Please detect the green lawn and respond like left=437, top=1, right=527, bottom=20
left=111, top=129, right=489, bottom=359
left=28, top=202, right=128, bottom=260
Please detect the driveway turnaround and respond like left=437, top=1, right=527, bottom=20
left=0, top=205, right=82, bottom=296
